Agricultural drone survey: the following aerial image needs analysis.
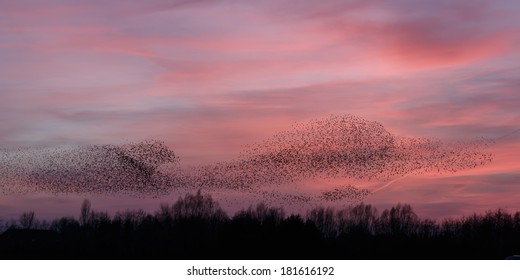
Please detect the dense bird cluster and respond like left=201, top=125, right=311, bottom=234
left=237, top=115, right=493, bottom=182
left=0, top=115, right=494, bottom=206
left=0, top=140, right=179, bottom=196
left=320, top=185, right=372, bottom=202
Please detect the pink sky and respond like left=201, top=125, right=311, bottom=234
left=1, top=0, right=520, bottom=220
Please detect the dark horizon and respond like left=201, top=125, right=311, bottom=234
left=2, top=190, right=520, bottom=260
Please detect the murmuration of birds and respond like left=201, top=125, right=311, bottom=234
left=0, top=115, right=494, bottom=205
left=320, top=185, right=372, bottom=202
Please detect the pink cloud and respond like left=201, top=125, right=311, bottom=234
left=284, top=0, right=520, bottom=71
left=1, top=0, right=519, bottom=218
left=381, top=27, right=517, bottom=70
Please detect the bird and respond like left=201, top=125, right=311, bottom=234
left=0, top=114, right=494, bottom=209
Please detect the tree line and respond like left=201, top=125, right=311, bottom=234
left=1, top=190, right=520, bottom=259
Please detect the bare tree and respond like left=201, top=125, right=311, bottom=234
left=348, top=203, right=378, bottom=235
left=308, top=207, right=336, bottom=238
left=114, top=209, right=150, bottom=231
left=172, top=190, right=227, bottom=221
left=19, top=211, right=35, bottom=229
left=234, top=203, right=285, bottom=225
left=80, top=199, right=91, bottom=226
left=378, top=203, right=418, bottom=235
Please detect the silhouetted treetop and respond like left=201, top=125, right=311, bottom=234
left=171, top=190, right=228, bottom=221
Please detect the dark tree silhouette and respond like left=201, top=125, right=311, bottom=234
left=378, top=203, right=418, bottom=236
left=308, top=207, right=336, bottom=238
left=234, top=203, right=284, bottom=225
left=19, top=211, right=35, bottom=229
left=171, top=190, right=228, bottom=221
left=80, top=199, right=91, bottom=226
left=339, top=203, right=378, bottom=236
left=2, top=194, right=520, bottom=260
left=50, top=217, right=80, bottom=233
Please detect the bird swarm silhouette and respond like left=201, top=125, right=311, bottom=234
left=0, top=115, right=494, bottom=205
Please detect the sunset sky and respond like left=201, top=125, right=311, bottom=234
left=1, top=0, right=520, bottom=220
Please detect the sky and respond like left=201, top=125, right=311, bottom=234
left=1, top=0, right=520, bottom=220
